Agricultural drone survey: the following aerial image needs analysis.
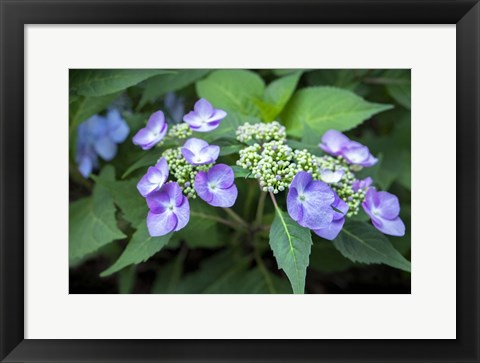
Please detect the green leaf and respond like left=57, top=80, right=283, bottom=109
left=309, top=238, right=354, bottom=274
left=121, top=150, right=163, bottom=179
left=269, top=206, right=312, bottom=294
left=231, top=165, right=254, bottom=179
left=70, top=69, right=175, bottom=97
left=383, top=70, right=411, bottom=110
left=282, top=86, right=393, bottom=137
left=177, top=199, right=226, bottom=248
left=101, top=223, right=172, bottom=276
left=93, top=176, right=147, bottom=227
left=69, top=167, right=126, bottom=262
left=256, top=71, right=302, bottom=122
left=236, top=268, right=291, bottom=294
left=151, top=248, right=187, bottom=293
left=333, top=221, right=411, bottom=272
left=196, top=69, right=265, bottom=116
left=69, top=92, right=121, bottom=132
left=117, top=265, right=136, bottom=294
left=138, top=69, right=210, bottom=108
left=176, top=250, right=251, bottom=293
left=211, top=137, right=245, bottom=156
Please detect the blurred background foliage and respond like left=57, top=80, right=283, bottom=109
left=69, top=69, right=411, bottom=294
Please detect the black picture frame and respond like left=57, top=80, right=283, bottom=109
left=1, top=1, right=478, bottom=362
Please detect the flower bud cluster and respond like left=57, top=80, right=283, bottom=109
left=236, top=140, right=319, bottom=194
left=236, top=121, right=287, bottom=143
left=316, top=155, right=366, bottom=216
left=162, top=147, right=211, bottom=198
left=167, top=123, right=192, bottom=139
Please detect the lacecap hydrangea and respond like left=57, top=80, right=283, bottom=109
left=235, top=122, right=405, bottom=239
left=133, top=98, right=235, bottom=237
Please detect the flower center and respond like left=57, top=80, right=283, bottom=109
left=209, top=183, right=217, bottom=190
left=299, top=194, right=306, bottom=202
left=168, top=204, right=174, bottom=211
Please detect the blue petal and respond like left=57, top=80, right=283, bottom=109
left=94, top=136, right=117, bottom=161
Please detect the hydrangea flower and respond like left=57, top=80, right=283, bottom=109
left=183, top=98, right=227, bottom=132
left=352, top=177, right=373, bottom=192
left=137, top=158, right=169, bottom=197
left=76, top=121, right=99, bottom=178
left=319, top=130, right=377, bottom=167
left=181, top=138, right=220, bottom=166
left=287, top=171, right=335, bottom=230
left=319, top=169, right=344, bottom=184
left=75, top=110, right=130, bottom=178
left=194, top=164, right=238, bottom=207
left=132, top=111, right=168, bottom=150
left=313, top=193, right=349, bottom=240
left=362, top=188, right=405, bottom=236
left=164, top=92, right=185, bottom=124
left=146, top=182, right=190, bottom=237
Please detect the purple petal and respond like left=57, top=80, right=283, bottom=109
left=207, top=109, right=227, bottom=123
left=313, top=218, right=345, bottom=241
left=137, top=160, right=169, bottom=198
left=375, top=191, right=400, bottom=219
left=319, top=130, right=350, bottom=155
left=204, top=145, right=220, bottom=163
left=137, top=172, right=159, bottom=197
left=362, top=188, right=380, bottom=211
left=106, top=109, right=130, bottom=143
left=332, top=194, right=349, bottom=221
left=183, top=111, right=203, bottom=127
left=180, top=148, right=198, bottom=165
left=78, top=155, right=93, bottom=178
left=181, top=138, right=219, bottom=165
left=188, top=120, right=222, bottom=132
left=147, top=210, right=177, bottom=236
left=352, top=177, right=373, bottom=192
left=183, top=138, right=209, bottom=154
left=194, top=98, right=214, bottom=118
left=163, top=182, right=184, bottom=206
left=361, top=153, right=378, bottom=167
left=300, top=180, right=335, bottom=229
left=86, top=115, right=108, bottom=139
left=132, top=128, right=156, bottom=150
left=287, top=187, right=304, bottom=222
left=371, top=216, right=405, bottom=237
left=194, top=171, right=214, bottom=203
left=146, top=111, right=166, bottom=132
left=173, top=196, right=190, bottom=231
left=343, top=143, right=370, bottom=164
left=94, top=136, right=117, bottom=161
left=146, top=190, right=171, bottom=213
left=153, top=158, right=169, bottom=180
left=206, top=164, right=234, bottom=189
left=289, top=171, right=313, bottom=194
left=208, top=184, right=238, bottom=207
left=320, top=169, right=344, bottom=184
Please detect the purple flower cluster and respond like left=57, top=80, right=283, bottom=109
left=320, top=130, right=377, bottom=167
left=132, top=98, right=227, bottom=150
left=285, top=130, right=405, bottom=239
left=287, top=172, right=348, bottom=240
left=134, top=98, right=235, bottom=237
left=76, top=109, right=130, bottom=178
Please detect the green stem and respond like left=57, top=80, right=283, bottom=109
left=269, top=192, right=280, bottom=210
left=255, top=191, right=267, bottom=227
left=253, top=245, right=276, bottom=294
left=190, top=211, right=245, bottom=231
left=224, top=208, right=249, bottom=229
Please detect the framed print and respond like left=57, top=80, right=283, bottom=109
left=1, top=1, right=479, bottom=362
